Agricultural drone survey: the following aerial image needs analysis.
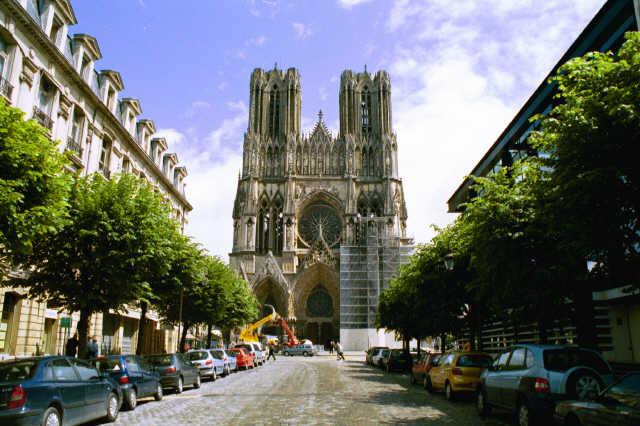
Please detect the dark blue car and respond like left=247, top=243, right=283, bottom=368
left=90, top=355, right=162, bottom=410
left=0, top=356, right=121, bottom=425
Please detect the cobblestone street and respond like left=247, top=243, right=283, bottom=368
left=100, top=354, right=513, bottom=425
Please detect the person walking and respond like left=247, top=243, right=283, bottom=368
left=86, top=337, right=99, bottom=358
left=65, top=332, right=79, bottom=357
left=267, top=343, right=276, bottom=361
left=336, top=341, right=345, bottom=361
left=328, top=340, right=334, bottom=355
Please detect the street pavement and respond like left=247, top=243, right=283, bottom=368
left=98, top=353, right=513, bottom=425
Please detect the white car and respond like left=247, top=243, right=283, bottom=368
left=372, top=348, right=389, bottom=368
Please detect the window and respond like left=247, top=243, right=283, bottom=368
left=50, top=17, right=62, bottom=45
left=71, top=359, right=99, bottom=380
left=124, top=356, right=139, bottom=373
left=361, top=88, right=371, bottom=134
left=0, top=34, right=8, bottom=79
left=37, top=78, right=55, bottom=115
left=494, top=351, right=510, bottom=370
left=98, top=139, right=111, bottom=175
left=106, top=87, right=116, bottom=111
left=48, top=358, right=78, bottom=381
left=122, top=157, right=130, bottom=173
left=70, top=109, right=84, bottom=143
left=507, top=348, right=526, bottom=370
left=268, top=86, right=280, bottom=137
left=80, top=56, right=91, bottom=80
left=525, top=349, right=536, bottom=369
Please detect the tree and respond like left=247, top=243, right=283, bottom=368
left=529, top=31, right=640, bottom=289
left=15, top=173, right=176, bottom=356
left=0, top=98, right=71, bottom=267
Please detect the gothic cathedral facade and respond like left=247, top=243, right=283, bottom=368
left=230, top=66, right=410, bottom=349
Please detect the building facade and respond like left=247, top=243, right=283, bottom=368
left=1, top=0, right=192, bottom=357
left=230, top=66, right=412, bottom=350
left=447, top=0, right=640, bottom=363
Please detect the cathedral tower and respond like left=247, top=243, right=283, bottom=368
left=231, top=67, right=412, bottom=350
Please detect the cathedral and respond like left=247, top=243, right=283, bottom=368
left=230, top=66, right=412, bottom=350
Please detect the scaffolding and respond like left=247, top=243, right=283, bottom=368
left=339, top=218, right=413, bottom=329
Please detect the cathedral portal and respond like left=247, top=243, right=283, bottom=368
left=230, top=66, right=412, bottom=350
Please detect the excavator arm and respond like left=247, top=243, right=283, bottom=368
left=239, top=304, right=276, bottom=342
left=275, top=316, right=300, bottom=347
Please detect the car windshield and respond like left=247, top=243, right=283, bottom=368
left=0, top=360, right=39, bottom=382
left=186, top=351, right=208, bottom=361
left=91, top=358, right=122, bottom=372
left=543, top=349, right=611, bottom=374
left=227, top=349, right=242, bottom=355
left=391, top=350, right=406, bottom=357
left=457, top=355, right=493, bottom=368
left=145, top=355, right=174, bottom=366
left=602, top=374, right=640, bottom=409
left=236, top=345, right=252, bottom=352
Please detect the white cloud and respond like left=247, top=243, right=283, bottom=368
left=154, top=102, right=248, bottom=261
left=382, top=0, right=605, bottom=245
left=246, top=35, right=267, bottom=47
left=336, top=0, right=373, bottom=9
left=292, top=22, right=313, bottom=39
left=181, top=101, right=211, bottom=119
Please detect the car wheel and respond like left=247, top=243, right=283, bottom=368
left=517, top=400, right=532, bottom=426
left=410, top=372, right=416, bottom=385
left=193, top=374, right=201, bottom=389
left=212, top=370, right=217, bottom=381
left=284, top=351, right=289, bottom=356
left=176, top=376, right=184, bottom=393
left=125, top=388, right=137, bottom=410
left=564, top=413, right=582, bottom=426
left=567, top=370, right=602, bottom=401
left=425, top=376, right=434, bottom=393
left=445, top=381, right=455, bottom=401
left=41, top=406, right=61, bottom=426
left=303, top=351, right=309, bottom=357
left=154, top=383, right=163, bottom=401
left=104, top=392, right=120, bottom=422
left=476, top=388, right=491, bottom=416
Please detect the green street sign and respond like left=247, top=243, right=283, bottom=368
left=60, top=317, right=71, bottom=328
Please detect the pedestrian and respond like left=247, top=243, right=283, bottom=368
left=267, top=344, right=276, bottom=361
left=86, top=337, right=99, bottom=358
left=336, top=341, right=345, bottom=361
left=65, top=332, right=79, bottom=357
left=328, top=340, right=334, bottom=355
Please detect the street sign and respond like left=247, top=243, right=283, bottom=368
left=60, top=317, right=71, bottom=328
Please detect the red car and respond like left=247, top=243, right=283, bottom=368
left=227, top=347, right=254, bottom=370
left=410, top=352, right=441, bottom=388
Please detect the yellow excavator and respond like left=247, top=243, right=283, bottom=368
left=238, top=304, right=277, bottom=342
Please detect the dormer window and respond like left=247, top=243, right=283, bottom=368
left=26, top=0, right=45, bottom=25
left=50, top=17, right=62, bottom=46
left=149, top=139, right=157, bottom=160
left=128, top=112, right=135, bottom=133
left=80, top=56, right=90, bottom=80
left=107, top=87, right=116, bottom=111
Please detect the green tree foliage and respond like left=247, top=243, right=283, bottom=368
left=0, top=98, right=71, bottom=266
left=529, top=32, right=640, bottom=288
left=16, top=173, right=177, bottom=356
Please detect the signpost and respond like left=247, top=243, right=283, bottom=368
left=60, top=317, right=71, bottom=355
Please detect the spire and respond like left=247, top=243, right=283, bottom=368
left=318, top=110, right=323, bottom=122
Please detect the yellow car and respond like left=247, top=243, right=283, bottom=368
left=426, top=351, right=493, bottom=401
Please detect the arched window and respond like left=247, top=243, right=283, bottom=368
left=295, top=145, right=302, bottom=174
left=268, top=85, right=280, bottom=138
left=361, top=87, right=371, bottom=135
left=256, top=200, right=269, bottom=253
left=306, top=285, right=333, bottom=318
left=273, top=202, right=283, bottom=254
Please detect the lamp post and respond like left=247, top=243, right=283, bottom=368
left=177, top=286, right=183, bottom=352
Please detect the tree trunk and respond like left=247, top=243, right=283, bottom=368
left=77, top=309, right=91, bottom=359
left=136, top=301, right=148, bottom=355
left=207, top=323, right=212, bottom=348
left=574, top=285, right=597, bottom=349
left=179, top=323, right=190, bottom=353
left=440, top=332, right=446, bottom=352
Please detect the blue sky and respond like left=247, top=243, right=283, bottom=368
left=70, top=0, right=606, bottom=260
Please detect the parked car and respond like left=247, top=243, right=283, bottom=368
left=282, top=343, right=317, bottom=357
left=476, top=344, right=615, bottom=426
left=554, top=373, right=640, bottom=426
left=0, top=356, right=122, bottom=425
left=366, top=346, right=388, bottom=365
left=372, top=348, right=390, bottom=368
left=410, top=352, right=441, bottom=387
left=227, top=347, right=255, bottom=370
left=427, top=351, right=493, bottom=401
left=250, top=342, right=266, bottom=365
left=383, top=349, right=413, bottom=373
left=90, top=354, right=162, bottom=410
left=235, top=343, right=263, bottom=366
left=186, top=349, right=224, bottom=381
left=209, top=349, right=236, bottom=374
left=144, top=353, right=201, bottom=393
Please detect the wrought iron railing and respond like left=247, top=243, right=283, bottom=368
left=0, top=76, right=13, bottom=100
left=101, top=169, right=111, bottom=179
left=32, top=106, right=53, bottom=130
left=66, top=137, right=83, bottom=157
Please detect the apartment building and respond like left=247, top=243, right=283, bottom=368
left=1, top=0, right=193, bottom=357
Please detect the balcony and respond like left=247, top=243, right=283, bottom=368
left=32, top=106, right=53, bottom=131
left=0, top=76, right=13, bottom=101
left=66, top=137, right=83, bottom=158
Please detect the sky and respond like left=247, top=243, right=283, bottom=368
left=69, top=0, right=607, bottom=260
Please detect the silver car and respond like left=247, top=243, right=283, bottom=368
left=185, top=350, right=224, bottom=381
